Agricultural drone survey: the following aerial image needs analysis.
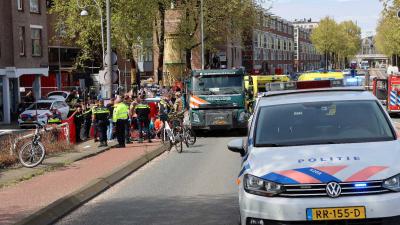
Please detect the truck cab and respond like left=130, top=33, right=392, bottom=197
left=187, top=69, right=247, bottom=130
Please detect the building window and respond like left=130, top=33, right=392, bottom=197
left=17, top=0, right=24, bottom=11
left=31, top=28, right=42, bottom=56
left=30, top=0, right=40, bottom=13
left=264, top=34, right=268, bottom=48
left=19, top=26, right=25, bottom=56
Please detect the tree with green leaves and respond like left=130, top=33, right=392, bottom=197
left=174, top=0, right=262, bottom=70
left=50, top=0, right=161, bottom=67
left=376, top=0, right=400, bottom=64
left=337, top=21, right=362, bottom=68
left=311, top=17, right=361, bottom=69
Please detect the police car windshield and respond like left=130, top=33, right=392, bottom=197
left=255, top=100, right=395, bottom=147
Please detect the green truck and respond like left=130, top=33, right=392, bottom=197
left=186, top=69, right=247, bottom=130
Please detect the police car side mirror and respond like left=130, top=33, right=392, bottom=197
left=227, top=138, right=245, bottom=156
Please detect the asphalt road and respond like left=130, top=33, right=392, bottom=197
left=56, top=136, right=242, bottom=225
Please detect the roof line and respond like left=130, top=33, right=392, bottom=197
left=262, top=88, right=366, bottom=98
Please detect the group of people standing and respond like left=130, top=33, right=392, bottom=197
left=71, top=88, right=184, bottom=149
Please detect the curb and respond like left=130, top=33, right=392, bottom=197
left=15, top=143, right=169, bottom=225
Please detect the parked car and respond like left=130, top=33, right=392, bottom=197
left=47, top=91, right=70, bottom=101
left=18, top=99, right=70, bottom=128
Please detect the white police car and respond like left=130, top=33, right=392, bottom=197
left=228, top=87, right=400, bottom=225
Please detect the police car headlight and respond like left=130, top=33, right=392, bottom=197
left=244, top=174, right=283, bottom=197
left=383, top=174, right=400, bottom=191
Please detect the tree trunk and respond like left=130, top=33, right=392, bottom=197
left=325, top=51, right=328, bottom=70
left=186, top=48, right=192, bottom=71
left=131, top=47, right=140, bottom=92
left=157, top=2, right=166, bottom=84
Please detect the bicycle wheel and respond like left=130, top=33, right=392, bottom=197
left=19, top=141, right=46, bottom=168
left=175, top=135, right=183, bottom=153
left=185, top=128, right=197, bottom=145
left=173, top=129, right=183, bottom=153
left=184, top=132, right=190, bottom=148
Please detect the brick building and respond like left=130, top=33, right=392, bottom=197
left=47, top=11, right=80, bottom=93
left=243, top=12, right=295, bottom=75
left=293, top=19, right=322, bottom=72
left=0, top=0, right=49, bottom=124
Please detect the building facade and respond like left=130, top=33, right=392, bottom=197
left=46, top=10, right=80, bottom=94
left=293, top=19, right=322, bottom=72
left=0, top=0, right=49, bottom=124
left=243, top=12, right=295, bottom=75
left=293, top=26, right=322, bottom=72
left=355, top=36, right=389, bottom=68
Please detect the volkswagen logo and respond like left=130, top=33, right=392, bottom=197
left=326, top=182, right=342, bottom=198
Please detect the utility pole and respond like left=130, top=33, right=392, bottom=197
left=57, top=37, right=62, bottom=90
left=105, top=0, right=112, bottom=98
left=200, top=0, right=205, bottom=70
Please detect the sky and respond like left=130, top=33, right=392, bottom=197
left=264, top=0, right=383, bottom=37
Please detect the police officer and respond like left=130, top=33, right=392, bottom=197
left=123, top=95, right=133, bottom=144
left=91, top=101, right=100, bottom=142
left=82, top=104, right=93, bottom=141
left=92, top=99, right=110, bottom=147
left=113, top=96, right=129, bottom=148
left=74, top=105, right=84, bottom=143
left=135, top=98, right=152, bottom=143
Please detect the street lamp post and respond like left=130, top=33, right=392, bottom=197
left=77, top=0, right=112, bottom=98
left=77, top=0, right=105, bottom=66
left=200, top=0, right=205, bottom=70
left=105, top=0, right=112, bottom=98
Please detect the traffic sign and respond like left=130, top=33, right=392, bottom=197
left=98, top=69, right=118, bottom=84
left=104, top=52, right=118, bottom=66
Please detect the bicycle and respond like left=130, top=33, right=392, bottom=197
left=162, top=113, right=184, bottom=153
left=18, top=122, right=46, bottom=168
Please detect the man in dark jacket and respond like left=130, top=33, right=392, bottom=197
left=135, top=98, right=151, bottom=143
left=92, top=99, right=110, bottom=147
left=74, top=105, right=84, bottom=143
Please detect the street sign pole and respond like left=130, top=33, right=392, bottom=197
left=105, top=0, right=112, bottom=98
left=200, top=0, right=205, bottom=70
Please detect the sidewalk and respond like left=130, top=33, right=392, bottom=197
left=0, top=139, right=167, bottom=225
left=0, top=139, right=116, bottom=188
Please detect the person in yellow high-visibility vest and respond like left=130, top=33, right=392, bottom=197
left=113, top=96, right=129, bottom=148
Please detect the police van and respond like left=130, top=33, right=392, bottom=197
left=228, top=80, right=400, bottom=225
